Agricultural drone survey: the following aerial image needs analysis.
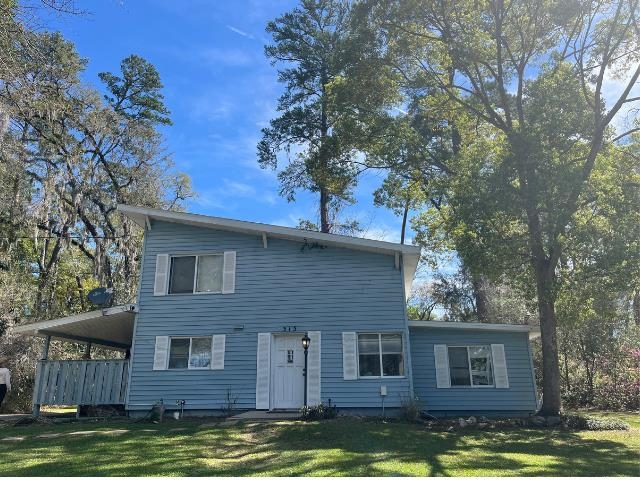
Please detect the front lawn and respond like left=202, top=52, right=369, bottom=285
left=0, top=413, right=638, bottom=476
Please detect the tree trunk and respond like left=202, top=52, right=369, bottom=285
left=535, top=261, right=562, bottom=416
left=562, top=340, right=571, bottom=396
left=319, top=66, right=330, bottom=234
left=400, top=200, right=409, bottom=245
left=319, top=186, right=330, bottom=233
left=472, top=276, right=488, bottom=322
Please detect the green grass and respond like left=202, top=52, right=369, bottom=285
left=0, top=412, right=638, bottom=476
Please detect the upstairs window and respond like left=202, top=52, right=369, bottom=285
left=168, top=254, right=223, bottom=294
left=447, top=346, right=494, bottom=387
left=357, top=333, right=404, bottom=377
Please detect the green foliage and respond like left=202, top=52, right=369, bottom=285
left=0, top=8, right=193, bottom=411
left=564, top=415, right=630, bottom=431
left=398, top=395, right=422, bottom=423
left=258, top=0, right=359, bottom=232
left=359, top=0, right=640, bottom=414
left=99, top=55, right=172, bottom=126
left=299, top=402, right=338, bottom=421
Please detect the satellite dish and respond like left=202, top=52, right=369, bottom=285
left=87, top=287, right=114, bottom=307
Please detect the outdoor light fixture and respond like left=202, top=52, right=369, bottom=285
left=302, top=332, right=311, bottom=407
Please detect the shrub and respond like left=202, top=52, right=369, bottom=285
left=564, top=414, right=630, bottom=431
left=399, top=395, right=422, bottom=423
left=300, top=402, right=337, bottom=421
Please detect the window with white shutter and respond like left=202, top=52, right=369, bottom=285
left=434, top=344, right=450, bottom=388
left=222, top=251, right=236, bottom=294
left=153, top=336, right=169, bottom=370
left=307, top=331, right=321, bottom=405
left=342, top=332, right=357, bottom=380
left=436, top=344, right=509, bottom=389
left=211, top=335, right=226, bottom=370
left=255, top=333, right=271, bottom=409
left=491, top=344, right=509, bottom=388
left=153, top=255, right=169, bottom=296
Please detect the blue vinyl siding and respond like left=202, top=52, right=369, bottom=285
left=410, top=327, right=538, bottom=414
left=127, top=220, right=411, bottom=411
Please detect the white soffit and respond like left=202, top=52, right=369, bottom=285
left=408, top=320, right=541, bottom=340
left=118, top=204, right=422, bottom=296
left=12, top=305, right=137, bottom=349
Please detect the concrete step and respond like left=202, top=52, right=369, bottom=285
left=226, top=410, right=301, bottom=421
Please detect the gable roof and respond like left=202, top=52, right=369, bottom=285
left=117, top=204, right=421, bottom=296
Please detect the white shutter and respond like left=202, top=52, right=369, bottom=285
left=342, top=332, right=357, bottom=380
left=211, top=334, right=226, bottom=370
left=222, top=251, right=236, bottom=294
left=153, top=254, right=169, bottom=296
left=434, top=344, right=451, bottom=388
left=255, top=333, right=271, bottom=409
left=153, top=336, right=169, bottom=370
left=307, top=331, right=321, bottom=406
left=491, top=344, right=509, bottom=388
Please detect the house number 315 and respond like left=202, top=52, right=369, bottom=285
left=282, top=326, right=297, bottom=332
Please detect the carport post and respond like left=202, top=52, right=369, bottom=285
left=32, top=335, right=51, bottom=417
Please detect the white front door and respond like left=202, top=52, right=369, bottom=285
left=271, top=334, right=305, bottom=409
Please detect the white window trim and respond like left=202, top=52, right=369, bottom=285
left=356, top=332, right=406, bottom=379
left=448, top=345, right=495, bottom=388
left=168, top=253, right=224, bottom=295
left=168, top=336, right=213, bottom=370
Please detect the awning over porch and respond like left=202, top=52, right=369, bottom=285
left=13, top=304, right=137, bottom=350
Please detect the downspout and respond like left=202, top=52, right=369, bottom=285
left=124, top=228, right=148, bottom=413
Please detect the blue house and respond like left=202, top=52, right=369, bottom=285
left=16, top=204, right=539, bottom=417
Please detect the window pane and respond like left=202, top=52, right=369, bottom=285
left=448, top=347, right=469, bottom=368
left=470, top=357, right=488, bottom=372
left=168, top=338, right=190, bottom=369
left=451, top=367, right=471, bottom=386
left=382, top=354, right=403, bottom=376
left=189, top=337, right=212, bottom=368
left=448, top=347, right=471, bottom=386
left=472, top=373, right=492, bottom=386
left=196, top=255, right=223, bottom=293
left=359, top=354, right=381, bottom=377
left=169, top=256, right=196, bottom=294
left=469, top=345, right=490, bottom=360
left=381, top=334, right=402, bottom=354
left=358, top=334, right=380, bottom=355
left=469, top=346, right=493, bottom=385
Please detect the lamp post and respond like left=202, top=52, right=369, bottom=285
left=301, top=332, right=311, bottom=407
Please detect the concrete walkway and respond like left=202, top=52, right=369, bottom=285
left=226, top=410, right=301, bottom=421
left=0, top=412, right=76, bottom=425
left=0, top=413, right=32, bottom=423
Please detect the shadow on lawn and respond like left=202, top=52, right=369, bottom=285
left=227, top=422, right=639, bottom=477
left=2, top=420, right=638, bottom=476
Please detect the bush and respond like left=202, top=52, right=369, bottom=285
left=564, top=414, right=630, bottom=431
left=399, top=395, right=422, bottom=423
left=300, top=402, right=337, bottom=421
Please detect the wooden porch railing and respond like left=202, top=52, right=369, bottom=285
left=33, top=359, right=129, bottom=407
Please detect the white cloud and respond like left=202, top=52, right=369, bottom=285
left=226, top=25, right=255, bottom=40
left=187, top=92, right=234, bottom=122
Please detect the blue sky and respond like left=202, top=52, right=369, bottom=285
left=42, top=0, right=412, bottom=244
